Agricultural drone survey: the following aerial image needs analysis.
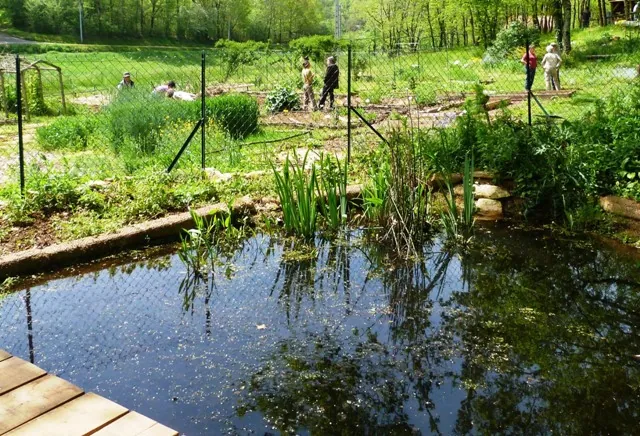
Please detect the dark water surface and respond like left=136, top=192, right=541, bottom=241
left=1, top=227, right=639, bottom=435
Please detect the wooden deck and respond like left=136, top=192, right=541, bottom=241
left=0, top=349, right=178, bottom=435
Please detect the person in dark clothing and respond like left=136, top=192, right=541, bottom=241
left=318, top=56, right=339, bottom=110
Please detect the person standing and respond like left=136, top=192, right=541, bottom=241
left=542, top=45, right=562, bottom=90
left=520, top=45, right=537, bottom=92
left=301, top=58, right=316, bottom=111
left=117, top=72, right=135, bottom=89
left=318, top=56, right=339, bottom=110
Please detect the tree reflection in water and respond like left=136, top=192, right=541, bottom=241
left=237, top=229, right=640, bottom=435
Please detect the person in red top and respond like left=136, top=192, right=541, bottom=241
left=520, top=45, right=537, bottom=91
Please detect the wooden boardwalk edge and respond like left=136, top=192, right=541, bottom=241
left=0, top=350, right=178, bottom=436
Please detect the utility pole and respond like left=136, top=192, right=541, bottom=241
left=335, top=0, right=342, bottom=39
left=79, top=0, right=84, bottom=43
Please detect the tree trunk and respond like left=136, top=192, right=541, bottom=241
left=426, top=3, right=436, bottom=49
left=552, top=0, right=562, bottom=45
left=469, top=8, right=476, bottom=45
left=533, top=0, right=540, bottom=28
left=562, top=0, right=572, bottom=52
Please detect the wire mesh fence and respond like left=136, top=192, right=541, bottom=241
left=0, top=35, right=639, bottom=194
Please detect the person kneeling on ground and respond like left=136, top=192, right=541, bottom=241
left=318, top=56, right=339, bottom=110
left=154, top=81, right=176, bottom=95
left=542, top=45, right=562, bottom=91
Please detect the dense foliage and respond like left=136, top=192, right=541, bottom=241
left=207, top=93, right=259, bottom=139
left=413, top=83, right=640, bottom=220
left=265, top=86, right=301, bottom=113
left=0, top=0, right=619, bottom=52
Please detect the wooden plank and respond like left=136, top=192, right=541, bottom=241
left=93, top=412, right=178, bottom=436
left=6, top=392, right=128, bottom=436
left=0, top=357, right=46, bottom=395
left=138, top=423, right=179, bottom=436
left=0, top=374, right=84, bottom=434
left=0, top=350, right=11, bottom=362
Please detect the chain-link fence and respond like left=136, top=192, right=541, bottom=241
left=0, top=33, right=639, bottom=194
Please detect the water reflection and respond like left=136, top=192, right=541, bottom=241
left=236, top=230, right=640, bottom=435
left=0, top=228, right=638, bottom=435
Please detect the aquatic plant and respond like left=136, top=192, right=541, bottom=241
left=363, top=158, right=390, bottom=225
left=384, top=131, right=433, bottom=258
left=440, top=153, right=475, bottom=244
left=317, top=153, right=348, bottom=232
left=272, top=153, right=318, bottom=239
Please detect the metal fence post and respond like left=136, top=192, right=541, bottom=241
left=16, top=55, right=25, bottom=195
left=347, top=44, right=352, bottom=164
left=201, top=50, right=206, bottom=170
left=526, top=39, right=532, bottom=127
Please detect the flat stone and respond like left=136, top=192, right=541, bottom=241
left=244, top=170, right=267, bottom=179
left=205, top=168, right=233, bottom=183
left=473, top=171, right=495, bottom=180
left=475, top=198, right=503, bottom=221
left=232, top=195, right=257, bottom=216
left=85, top=180, right=110, bottom=191
left=600, top=195, right=640, bottom=221
left=474, top=184, right=510, bottom=199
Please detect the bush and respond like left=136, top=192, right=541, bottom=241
left=289, top=36, right=344, bottom=63
left=26, top=73, right=50, bottom=116
left=207, top=94, right=259, bottom=139
left=36, top=115, right=98, bottom=150
left=484, top=21, right=541, bottom=64
left=215, top=40, right=268, bottom=81
left=266, top=86, right=300, bottom=113
left=414, top=84, right=437, bottom=106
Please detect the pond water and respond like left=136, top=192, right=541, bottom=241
left=1, top=226, right=639, bottom=435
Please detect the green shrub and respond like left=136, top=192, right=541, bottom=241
left=414, top=84, right=437, bottom=106
left=215, top=40, right=268, bottom=81
left=266, top=86, right=300, bottom=113
left=26, top=74, right=50, bottom=116
left=36, top=116, right=98, bottom=150
left=484, top=21, right=541, bottom=64
left=207, top=94, right=259, bottom=139
left=289, top=36, right=344, bottom=63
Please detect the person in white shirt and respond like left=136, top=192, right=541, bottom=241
left=542, top=44, right=562, bottom=90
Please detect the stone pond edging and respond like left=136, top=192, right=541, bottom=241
left=2, top=177, right=638, bottom=281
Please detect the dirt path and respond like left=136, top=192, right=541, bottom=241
left=0, top=33, right=34, bottom=45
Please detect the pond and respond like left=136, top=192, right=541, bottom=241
left=1, top=226, right=639, bottom=435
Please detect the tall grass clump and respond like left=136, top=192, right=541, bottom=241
left=105, top=89, right=198, bottom=152
left=439, top=153, right=475, bottom=245
left=383, top=130, right=433, bottom=258
left=272, top=153, right=318, bottom=239
left=317, top=154, right=348, bottom=231
left=207, top=94, right=259, bottom=139
left=362, top=158, right=390, bottom=225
